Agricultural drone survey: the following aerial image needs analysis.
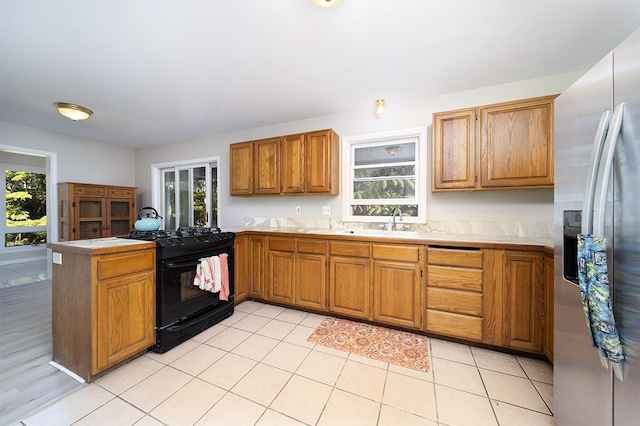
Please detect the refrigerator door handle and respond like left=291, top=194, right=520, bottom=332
left=580, top=111, right=611, bottom=235
left=594, top=103, right=625, bottom=236
left=592, top=102, right=625, bottom=382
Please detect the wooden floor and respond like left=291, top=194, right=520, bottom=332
left=0, top=280, right=82, bottom=425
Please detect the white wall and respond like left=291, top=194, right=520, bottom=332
left=135, top=71, right=583, bottom=229
left=0, top=121, right=136, bottom=185
left=0, top=121, right=136, bottom=263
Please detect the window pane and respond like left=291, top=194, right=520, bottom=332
left=163, top=171, right=176, bottom=230
left=178, top=169, right=190, bottom=228
left=351, top=205, right=418, bottom=217
left=210, top=166, right=218, bottom=228
left=193, top=167, right=206, bottom=227
left=354, top=142, right=415, bottom=166
left=5, top=231, right=47, bottom=247
left=353, top=178, right=416, bottom=200
left=354, top=165, right=415, bottom=179
left=5, top=170, right=47, bottom=227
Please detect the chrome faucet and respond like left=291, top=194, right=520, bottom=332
left=387, top=207, right=403, bottom=231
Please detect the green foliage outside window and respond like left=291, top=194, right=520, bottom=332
left=5, top=171, right=47, bottom=246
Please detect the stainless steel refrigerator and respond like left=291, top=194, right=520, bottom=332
left=554, top=27, right=640, bottom=425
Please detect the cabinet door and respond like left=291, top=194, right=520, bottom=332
left=295, top=252, right=327, bottom=311
left=248, top=236, right=266, bottom=299
left=75, top=197, right=107, bottom=239
left=268, top=250, right=295, bottom=304
left=503, top=251, right=544, bottom=352
left=305, top=130, right=338, bottom=194
left=95, top=271, right=155, bottom=372
left=329, top=256, right=370, bottom=319
left=373, top=260, right=421, bottom=329
left=281, top=133, right=305, bottom=194
left=107, top=198, right=134, bottom=237
left=479, top=96, right=554, bottom=189
left=543, top=255, right=554, bottom=362
left=432, top=108, right=477, bottom=191
left=234, top=236, right=248, bottom=303
left=254, top=138, right=281, bottom=194
left=230, top=142, right=254, bottom=195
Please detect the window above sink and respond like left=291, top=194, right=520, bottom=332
left=341, top=128, right=427, bottom=224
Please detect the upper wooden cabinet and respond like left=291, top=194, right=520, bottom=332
left=229, top=142, right=254, bottom=195
left=254, top=137, right=281, bottom=194
left=230, top=129, right=339, bottom=196
left=432, top=95, right=556, bottom=191
left=433, top=108, right=477, bottom=190
left=58, top=182, right=137, bottom=241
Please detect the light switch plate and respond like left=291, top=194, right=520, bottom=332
left=53, top=252, right=62, bottom=264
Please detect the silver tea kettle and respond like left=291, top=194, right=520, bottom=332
left=134, top=206, right=162, bottom=231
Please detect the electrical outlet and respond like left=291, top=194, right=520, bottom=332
left=296, top=206, right=302, bottom=215
left=322, top=206, right=331, bottom=215
left=53, top=252, right=62, bottom=264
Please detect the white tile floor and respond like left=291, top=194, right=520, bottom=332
left=17, top=301, right=556, bottom=426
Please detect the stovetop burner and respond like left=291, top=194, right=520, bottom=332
left=126, top=227, right=224, bottom=241
left=123, top=226, right=235, bottom=258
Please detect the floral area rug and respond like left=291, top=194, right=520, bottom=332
left=307, top=317, right=430, bottom=372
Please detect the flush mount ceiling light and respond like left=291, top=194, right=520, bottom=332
left=385, top=145, right=403, bottom=156
left=375, top=98, right=386, bottom=118
left=312, top=0, right=342, bottom=7
left=54, top=102, right=93, bottom=121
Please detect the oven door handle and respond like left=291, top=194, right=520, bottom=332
left=165, top=260, right=202, bottom=269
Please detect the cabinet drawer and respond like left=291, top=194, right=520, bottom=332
left=426, top=310, right=482, bottom=341
left=372, top=244, right=420, bottom=262
left=74, top=186, right=106, bottom=197
left=97, top=250, right=155, bottom=281
left=297, top=239, right=326, bottom=254
left=330, top=241, right=370, bottom=258
left=269, top=237, right=295, bottom=252
left=426, top=288, right=482, bottom=316
left=428, top=247, right=482, bottom=268
left=427, top=265, right=482, bottom=292
left=108, top=188, right=135, bottom=198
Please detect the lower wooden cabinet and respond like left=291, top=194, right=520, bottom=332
left=426, top=247, right=484, bottom=341
left=329, top=242, right=371, bottom=319
left=268, top=238, right=295, bottom=304
left=236, top=231, right=550, bottom=357
left=49, top=241, right=156, bottom=382
left=328, top=241, right=424, bottom=328
left=502, top=251, right=544, bottom=352
left=372, top=244, right=423, bottom=329
left=234, top=236, right=248, bottom=303
left=267, top=237, right=328, bottom=310
left=295, top=240, right=327, bottom=311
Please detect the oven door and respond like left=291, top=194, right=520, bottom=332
left=157, top=253, right=223, bottom=327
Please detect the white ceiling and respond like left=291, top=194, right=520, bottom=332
left=1, top=1, right=640, bottom=148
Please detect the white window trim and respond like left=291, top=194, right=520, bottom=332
left=341, top=127, right=427, bottom=223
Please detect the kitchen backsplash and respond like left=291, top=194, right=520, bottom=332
left=242, top=217, right=553, bottom=238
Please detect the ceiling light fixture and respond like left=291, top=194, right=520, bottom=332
left=375, top=98, right=386, bottom=118
left=312, top=0, right=342, bottom=7
left=54, top=102, right=93, bottom=121
left=385, top=145, right=403, bottom=156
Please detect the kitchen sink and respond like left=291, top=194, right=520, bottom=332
left=334, top=229, right=424, bottom=238
left=334, top=229, right=386, bottom=236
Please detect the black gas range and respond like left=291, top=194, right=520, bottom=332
left=126, top=226, right=236, bottom=258
left=122, top=227, right=236, bottom=353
